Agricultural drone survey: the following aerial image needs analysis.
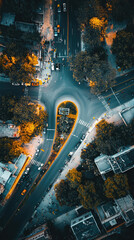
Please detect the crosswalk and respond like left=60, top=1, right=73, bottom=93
left=78, top=119, right=90, bottom=128
left=97, top=94, right=111, bottom=112
left=31, top=159, right=43, bottom=167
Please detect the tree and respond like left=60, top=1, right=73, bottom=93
left=81, top=141, right=99, bottom=173
left=111, top=30, right=134, bottom=70
left=104, top=174, right=129, bottom=199
left=20, top=122, right=35, bottom=143
left=95, top=120, right=122, bottom=155
left=69, top=51, right=116, bottom=94
left=66, top=168, right=82, bottom=188
left=78, top=181, right=100, bottom=209
left=54, top=179, right=79, bottom=206
left=0, top=42, right=36, bottom=84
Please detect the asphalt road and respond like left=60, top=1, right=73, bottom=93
left=0, top=0, right=134, bottom=239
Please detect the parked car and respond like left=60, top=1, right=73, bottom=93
left=63, top=3, right=67, bottom=12
left=51, top=62, right=54, bottom=71
left=56, top=63, right=60, bottom=70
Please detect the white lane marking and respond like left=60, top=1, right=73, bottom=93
left=64, top=39, right=66, bottom=45
left=64, top=49, right=66, bottom=55
left=47, top=139, right=54, bottom=141
left=72, top=28, right=73, bottom=34
left=78, top=119, right=90, bottom=128
left=77, top=42, right=79, bottom=47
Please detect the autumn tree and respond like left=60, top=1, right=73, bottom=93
left=111, top=29, right=134, bottom=70
left=54, top=179, right=79, bottom=206
left=78, top=181, right=100, bottom=209
left=104, top=174, right=129, bottom=199
left=0, top=42, right=37, bottom=84
left=66, top=168, right=82, bottom=188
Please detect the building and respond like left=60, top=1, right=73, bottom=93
left=71, top=211, right=101, bottom=240
left=96, top=201, right=125, bottom=234
left=24, top=224, right=52, bottom=240
left=0, top=13, right=15, bottom=26
left=0, top=120, right=20, bottom=138
left=94, top=146, right=134, bottom=179
left=59, top=107, right=70, bottom=115
left=0, top=154, right=27, bottom=198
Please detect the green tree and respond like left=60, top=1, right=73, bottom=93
left=104, top=174, right=129, bottom=199
left=66, top=168, right=82, bottom=188
left=69, top=51, right=116, bottom=94
left=111, top=30, right=134, bottom=70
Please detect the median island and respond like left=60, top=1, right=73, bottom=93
left=30, top=101, right=78, bottom=192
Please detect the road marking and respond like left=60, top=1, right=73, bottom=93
left=78, top=119, right=90, bottom=128
left=113, top=77, right=134, bottom=87
left=64, top=39, right=66, bottom=45
left=64, top=49, right=66, bottom=55
left=47, top=139, right=54, bottom=141
left=97, top=94, right=111, bottom=112
left=31, top=159, right=42, bottom=167
left=104, top=83, right=134, bottom=98
left=47, top=129, right=55, bottom=131
left=77, top=42, right=79, bottom=47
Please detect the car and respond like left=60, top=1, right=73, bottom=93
left=41, top=163, right=44, bottom=166
left=25, top=167, right=30, bottom=174
left=12, top=83, right=20, bottom=86
left=51, top=62, right=54, bottom=71
left=56, top=63, right=60, bottom=70
left=63, top=3, right=67, bottom=12
left=57, top=3, right=61, bottom=12
left=54, top=27, right=58, bottom=37
left=21, top=189, right=27, bottom=195
left=57, top=24, right=60, bottom=33
left=38, top=167, right=41, bottom=170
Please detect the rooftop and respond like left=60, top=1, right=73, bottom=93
left=94, top=146, right=134, bottom=175
left=94, top=155, right=112, bottom=174
left=71, top=211, right=101, bottom=240
left=97, top=202, right=125, bottom=232
left=110, top=148, right=134, bottom=173
left=0, top=13, right=15, bottom=26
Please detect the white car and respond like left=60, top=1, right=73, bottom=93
left=51, top=62, right=54, bottom=71
left=63, top=3, right=67, bottom=12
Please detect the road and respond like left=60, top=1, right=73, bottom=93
left=0, top=0, right=134, bottom=239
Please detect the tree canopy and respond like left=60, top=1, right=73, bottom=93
left=111, top=29, right=134, bottom=70
left=0, top=42, right=37, bottom=84
left=69, top=51, right=116, bottom=94
left=104, top=174, right=129, bottom=199
left=66, top=168, right=82, bottom=188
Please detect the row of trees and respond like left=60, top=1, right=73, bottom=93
left=54, top=168, right=129, bottom=209
left=0, top=96, right=48, bottom=162
left=0, top=42, right=38, bottom=84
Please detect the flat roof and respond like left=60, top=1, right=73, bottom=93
left=110, top=148, right=134, bottom=173
left=94, top=155, right=112, bottom=174
left=71, top=212, right=101, bottom=240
